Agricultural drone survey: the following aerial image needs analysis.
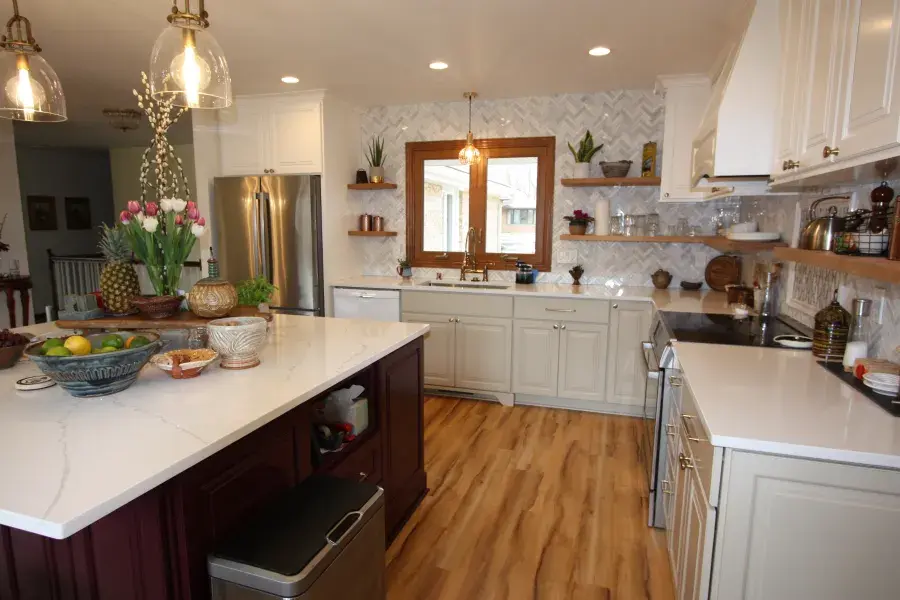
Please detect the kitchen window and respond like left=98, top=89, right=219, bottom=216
left=405, top=136, right=555, bottom=270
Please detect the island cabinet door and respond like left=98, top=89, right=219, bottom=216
left=378, top=337, right=426, bottom=539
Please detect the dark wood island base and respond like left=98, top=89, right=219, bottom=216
left=0, top=338, right=425, bottom=600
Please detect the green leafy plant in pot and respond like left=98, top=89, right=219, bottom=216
left=236, top=276, right=278, bottom=310
left=568, top=130, right=603, bottom=179
left=397, top=258, right=412, bottom=279
left=366, top=136, right=387, bottom=183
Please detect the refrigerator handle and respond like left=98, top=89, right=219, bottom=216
left=260, top=192, right=272, bottom=281
left=252, top=191, right=263, bottom=278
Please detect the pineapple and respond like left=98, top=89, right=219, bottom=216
left=99, top=224, right=140, bottom=314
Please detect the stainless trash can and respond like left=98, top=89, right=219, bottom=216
left=208, top=476, right=385, bottom=600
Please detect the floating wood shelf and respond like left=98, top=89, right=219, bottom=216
left=560, top=234, right=786, bottom=253
left=347, top=230, right=398, bottom=237
left=773, top=247, right=900, bottom=284
left=560, top=177, right=661, bottom=188
left=347, top=182, right=398, bottom=190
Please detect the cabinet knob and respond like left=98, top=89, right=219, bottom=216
left=668, top=375, right=683, bottom=387
left=270, top=168, right=275, bottom=173
left=664, top=192, right=670, bottom=198
left=665, top=423, right=676, bottom=437
left=561, top=324, right=567, bottom=330
left=552, top=324, right=559, bottom=329
left=612, top=303, right=618, bottom=309
left=784, top=159, right=800, bottom=170
left=358, top=472, right=368, bottom=481
left=678, top=453, right=694, bottom=471
left=449, top=317, right=455, bottom=323
left=455, top=318, right=460, bottom=323
left=822, top=145, right=840, bottom=159
left=662, top=479, right=673, bottom=495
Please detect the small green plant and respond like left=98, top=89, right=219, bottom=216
left=397, top=258, right=411, bottom=268
left=568, top=130, right=604, bottom=163
left=366, top=136, right=387, bottom=167
left=236, top=276, right=278, bottom=306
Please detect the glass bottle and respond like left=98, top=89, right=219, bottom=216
left=842, top=298, right=872, bottom=369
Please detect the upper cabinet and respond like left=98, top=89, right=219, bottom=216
left=218, top=95, right=323, bottom=176
left=773, top=0, right=900, bottom=186
left=657, top=75, right=713, bottom=203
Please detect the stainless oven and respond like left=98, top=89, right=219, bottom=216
left=643, top=312, right=677, bottom=528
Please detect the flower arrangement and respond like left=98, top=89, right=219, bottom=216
left=118, top=73, right=205, bottom=297
left=563, top=210, right=595, bottom=226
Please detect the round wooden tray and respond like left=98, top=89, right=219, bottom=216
left=705, top=255, right=742, bottom=291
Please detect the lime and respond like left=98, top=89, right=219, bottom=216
left=41, top=338, right=64, bottom=354
left=46, top=346, right=73, bottom=357
left=99, top=346, right=118, bottom=353
left=126, top=335, right=151, bottom=349
left=63, top=335, right=92, bottom=356
left=101, top=334, right=124, bottom=349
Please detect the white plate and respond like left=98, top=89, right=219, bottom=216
left=869, top=385, right=900, bottom=397
left=863, top=373, right=900, bottom=385
left=726, top=232, right=781, bottom=241
left=864, top=380, right=900, bottom=394
left=774, top=335, right=813, bottom=349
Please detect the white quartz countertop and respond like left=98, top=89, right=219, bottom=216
left=0, top=315, right=428, bottom=539
left=333, top=276, right=737, bottom=314
left=675, top=342, right=900, bottom=469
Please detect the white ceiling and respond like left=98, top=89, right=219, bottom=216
left=10, top=0, right=752, bottom=148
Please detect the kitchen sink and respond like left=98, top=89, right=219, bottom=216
left=418, top=281, right=511, bottom=290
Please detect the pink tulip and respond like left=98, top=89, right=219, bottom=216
left=197, top=217, right=206, bottom=226
left=145, top=202, right=159, bottom=217
left=187, top=206, right=199, bottom=220
left=175, top=214, right=184, bottom=225
left=186, top=200, right=196, bottom=210
left=119, top=210, right=131, bottom=224
left=127, top=200, right=141, bottom=214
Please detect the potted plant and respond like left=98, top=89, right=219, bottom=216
left=564, top=210, right=595, bottom=235
left=568, top=130, right=604, bottom=179
left=236, top=276, right=278, bottom=311
left=569, top=265, right=585, bottom=285
left=366, top=136, right=387, bottom=183
left=396, top=258, right=412, bottom=279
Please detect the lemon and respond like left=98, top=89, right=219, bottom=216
left=40, top=338, right=64, bottom=354
left=63, top=335, right=92, bottom=356
left=99, top=346, right=118, bottom=353
left=101, top=334, right=124, bottom=349
left=46, top=346, right=73, bottom=357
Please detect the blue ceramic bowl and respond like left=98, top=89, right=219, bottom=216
left=24, top=331, right=163, bottom=397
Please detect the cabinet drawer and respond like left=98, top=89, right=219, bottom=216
left=325, top=433, right=382, bottom=485
left=514, top=297, right=610, bottom=323
left=402, top=291, right=512, bottom=318
left=680, top=380, right=717, bottom=504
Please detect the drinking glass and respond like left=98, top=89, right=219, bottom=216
left=675, top=218, right=689, bottom=236
left=610, top=215, right=625, bottom=235
left=624, top=214, right=637, bottom=236
left=647, top=213, right=660, bottom=236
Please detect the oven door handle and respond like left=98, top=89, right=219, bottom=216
left=641, top=341, right=655, bottom=371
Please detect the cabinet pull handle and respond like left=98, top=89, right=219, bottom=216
left=785, top=159, right=800, bottom=169
left=668, top=375, right=683, bottom=387
left=359, top=472, right=368, bottom=481
left=358, top=293, right=376, bottom=299
left=662, top=479, right=673, bottom=495
left=678, top=453, right=694, bottom=471
left=552, top=324, right=559, bottom=329
left=665, top=423, right=676, bottom=437
left=823, top=145, right=840, bottom=159
left=545, top=308, right=576, bottom=313
left=681, top=414, right=706, bottom=443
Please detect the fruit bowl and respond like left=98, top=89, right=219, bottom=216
left=24, top=331, right=163, bottom=397
left=207, top=316, right=268, bottom=369
left=0, top=330, right=34, bottom=369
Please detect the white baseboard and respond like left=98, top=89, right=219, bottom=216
left=514, top=394, right=645, bottom=417
left=425, top=386, right=514, bottom=407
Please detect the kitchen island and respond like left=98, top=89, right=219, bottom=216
left=0, top=315, right=428, bottom=599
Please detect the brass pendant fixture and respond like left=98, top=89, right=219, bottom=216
left=149, top=0, right=232, bottom=109
left=459, top=91, right=481, bottom=165
left=0, top=0, right=66, bottom=122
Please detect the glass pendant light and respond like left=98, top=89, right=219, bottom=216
left=150, top=0, right=231, bottom=109
left=459, top=92, right=481, bottom=165
left=0, top=0, right=66, bottom=122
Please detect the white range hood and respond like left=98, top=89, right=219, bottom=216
left=692, top=0, right=780, bottom=194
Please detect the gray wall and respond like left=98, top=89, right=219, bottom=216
left=16, top=146, right=115, bottom=314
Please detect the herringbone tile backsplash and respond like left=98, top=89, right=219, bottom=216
left=355, top=90, right=735, bottom=287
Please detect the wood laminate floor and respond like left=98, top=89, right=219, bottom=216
left=386, top=396, right=675, bottom=600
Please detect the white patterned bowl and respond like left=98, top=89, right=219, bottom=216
left=207, top=316, right=268, bottom=370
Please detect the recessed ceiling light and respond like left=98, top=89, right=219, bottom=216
left=281, top=75, right=299, bottom=84
left=429, top=61, right=449, bottom=70
left=589, top=46, right=611, bottom=57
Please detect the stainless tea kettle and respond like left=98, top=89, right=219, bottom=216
left=799, top=195, right=850, bottom=251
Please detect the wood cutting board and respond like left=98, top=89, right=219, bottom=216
left=705, top=255, right=742, bottom=291
left=56, top=305, right=274, bottom=330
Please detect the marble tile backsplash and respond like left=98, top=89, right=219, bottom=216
left=356, top=90, right=734, bottom=287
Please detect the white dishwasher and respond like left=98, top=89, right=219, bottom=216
left=333, top=288, right=400, bottom=322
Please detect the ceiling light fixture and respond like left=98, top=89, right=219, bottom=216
left=589, top=46, right=611, bottom=56
left=429, top=61, right=448, bottom=70
left=150, top=0, right=231, bottom=109
left=459, top=92, right=481, bottom=165
left=281, top=75, right=299, bottom=84
left=103, top=108, right=142, bottom=132
left=0, top=0, right=66, bottom=122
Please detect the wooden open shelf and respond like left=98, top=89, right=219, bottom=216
left=560, top=176, right=661, bottom=188
left=347, top=182, right=398, bottom=190
left=773, top=247, right=900, bottom=284
left=348, top=230, right=398, bottom=237
left=560, top=234, right=786, bottom=253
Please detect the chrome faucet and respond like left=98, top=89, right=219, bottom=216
left=460, top=226, right=489, bottom=281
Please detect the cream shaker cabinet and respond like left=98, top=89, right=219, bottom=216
left=218, top=96, right=323, bottom=176
left=605, top=301, right=652, bottom=407
left=454, top=316, right=513, bottom=393
left=512, top=320, right=560, bottom=397
left=403, top=312, right=456, bottom=388
left=773, top=0, right=809, bottom=175
left=657, top=75, right=712, bottom=203
left=557, top=322, right=609, bottom=402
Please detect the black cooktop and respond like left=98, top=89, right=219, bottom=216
left=660, top=311, right=812, bottom=348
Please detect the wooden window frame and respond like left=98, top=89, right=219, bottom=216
left=405, top=136, right=555, bottom=271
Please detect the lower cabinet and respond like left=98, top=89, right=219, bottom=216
left=511, top=320, right=560, bottom=396
left=404, top=312, right=456, bottom=387
left=605, top=301, right=652, bottom=406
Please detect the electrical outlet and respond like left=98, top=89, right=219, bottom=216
left=557, top=249, right=578, bottom=264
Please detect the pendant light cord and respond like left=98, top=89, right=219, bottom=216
left=468, top=94, right=472, bottom=133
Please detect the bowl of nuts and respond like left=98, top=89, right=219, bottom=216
left=150, top=348, right=219, bottom=379
left=0, top=329, right=35, bottom=369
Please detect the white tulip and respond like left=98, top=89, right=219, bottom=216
left=191, top=223, right=206, bottom=237
left=134, top=211, right=145, bottom=223
left=160, top=198, right=186, bottom=213
left=142, top=217, right=159, bottom=233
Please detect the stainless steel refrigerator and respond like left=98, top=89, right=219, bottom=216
left=211, top=175, right=323, bottom=316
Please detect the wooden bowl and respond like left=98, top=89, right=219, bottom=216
left=150, top=348, right=219, bottom=379
left=0, top=343, right=28, bottom=369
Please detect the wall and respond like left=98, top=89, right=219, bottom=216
left=357, top=91, right=734, bottom=286
left=16, top=146, right=115, bottom=315
left=0, top=121, right=30, bottom=328
left=109, top=144, right=197, bottom=212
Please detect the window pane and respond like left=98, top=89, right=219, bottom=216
left=423, top=159, right=470, bottom=252
left=486, top=157, right=538, bottom=255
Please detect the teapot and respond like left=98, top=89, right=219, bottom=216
left=651, top=269, right=672, bottom=290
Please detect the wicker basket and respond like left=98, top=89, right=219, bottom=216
left=599, top=160, right=632, bottom=178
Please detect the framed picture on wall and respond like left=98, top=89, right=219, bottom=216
left=65, top=197, right=92, bottom=230
left=27, top=195, right=57, bottom=231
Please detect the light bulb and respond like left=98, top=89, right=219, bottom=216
left=168, top=29, right=211, bottom=108
left=4, top=54, right=46, bottom=121
left=458, top=132, right=481, bottom=165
